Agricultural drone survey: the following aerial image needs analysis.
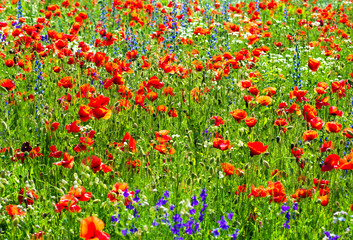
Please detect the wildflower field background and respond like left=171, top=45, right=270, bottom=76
left=0, top=0, right=353, bottom=239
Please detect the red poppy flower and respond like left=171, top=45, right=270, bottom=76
left=302, top=130, right=318, bottom=141
left=318, top=194, right=329, bottom=206
left=230, top=109, right=247, bottom=123
left=291, top=188, right=311, bottom=202
left=264, top=87, right=276, bottom=97
left=338, top=151, right=353, bottom=170
left=247, top=141, right=268, bottom=156
left=146, top=90, right=158, bottom=102
left=54, top=194, right=81, bottom=213
left=92, top=107, right=112, bottom=120
left=329, top=106, right=343, bottom=117
left=222, top=163, right=243, bottom=176
left=243, top=95, right=253, bottom=103
left=310, top=117, right=324, bottom=130
left=308, top=58, right=320, bottom=72
left=88, top=95, right=110, bottom=108
left=58, top=76, right=74, bottom=89
left=291, top=147, right=304, bottom=159
left=235, top=185, right=246, bottom=195
left=245, top=117, right=257, bottom=128
left=287, top=103, right=300, bottom=115
left=290, top=87, right=308, bottom=102
left=65, top=120, right=81, bottom=133
left=249, top=86, right=259, bottom=96
left=321, top=154, right=340, bottom=172
left=256, top=96, right=272, bottom=106
left=31, top=231, right=45, bottom=240
left=267, top=181, right=287, bottom=203
left=6, top=205, right=26, bottom=219
left=248, top=185, right=268, bottom=198
left=80, top=216, right=110, bottom=240
left=107, top=182, right=134, bottom=206
left=155, top=130, right=172, bottom=144
left=53, top=152, right=75, bottom=169
left=168, top=107, right=178, bottom=117
left=146, top=76, right=164, bottom=89
left=82, top=155, right=111, bottom=173
left=213, top=133, right=233, bottom=151
left=325, top=122, right=342, bottom=133
left=1, top=79, right=15, bottom=91
left=5, top=59, right=14, bottom=67
left=162, top=86, right=175, bottom=96
left=274, top=118, right=288, bottom=127
left=18, top=187, right=38, bottom=205
left=303, top=104, right=317, bottom=122
left=49, top=145, right=63, bottom=158
left=68, top=186, right=92, bottom=201
left=210, top=116, right=225, bottom=126
left=320, top=140, right=333, bottom=153
left=50, top=122, right=60, bottom=131
left=93, top=52, right=108, bottom=67
left=241, top=80, right=252, bottom=88
left=313, top=178, right=329, bottom=189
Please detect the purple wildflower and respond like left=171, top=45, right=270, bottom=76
left=122, top=229, right=128, bottom=236
left=152, top=220, right=159, bottom=227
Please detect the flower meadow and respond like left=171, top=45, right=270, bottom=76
left=1, top=0, right=353, bottom=239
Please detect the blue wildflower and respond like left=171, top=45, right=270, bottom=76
left=211, top=228, right=220, bottom=238
left=217, top=216, right=229, bottom=231
left=229, top=229, right=240, bottom=240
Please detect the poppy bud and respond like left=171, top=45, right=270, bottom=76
left=263, top=160, right=270, bottom=168
left=347, top=130, right=353, bottom=137
left=0, top=183, right=4, bottom=195
left=12, top=216, right=19, bottom=226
